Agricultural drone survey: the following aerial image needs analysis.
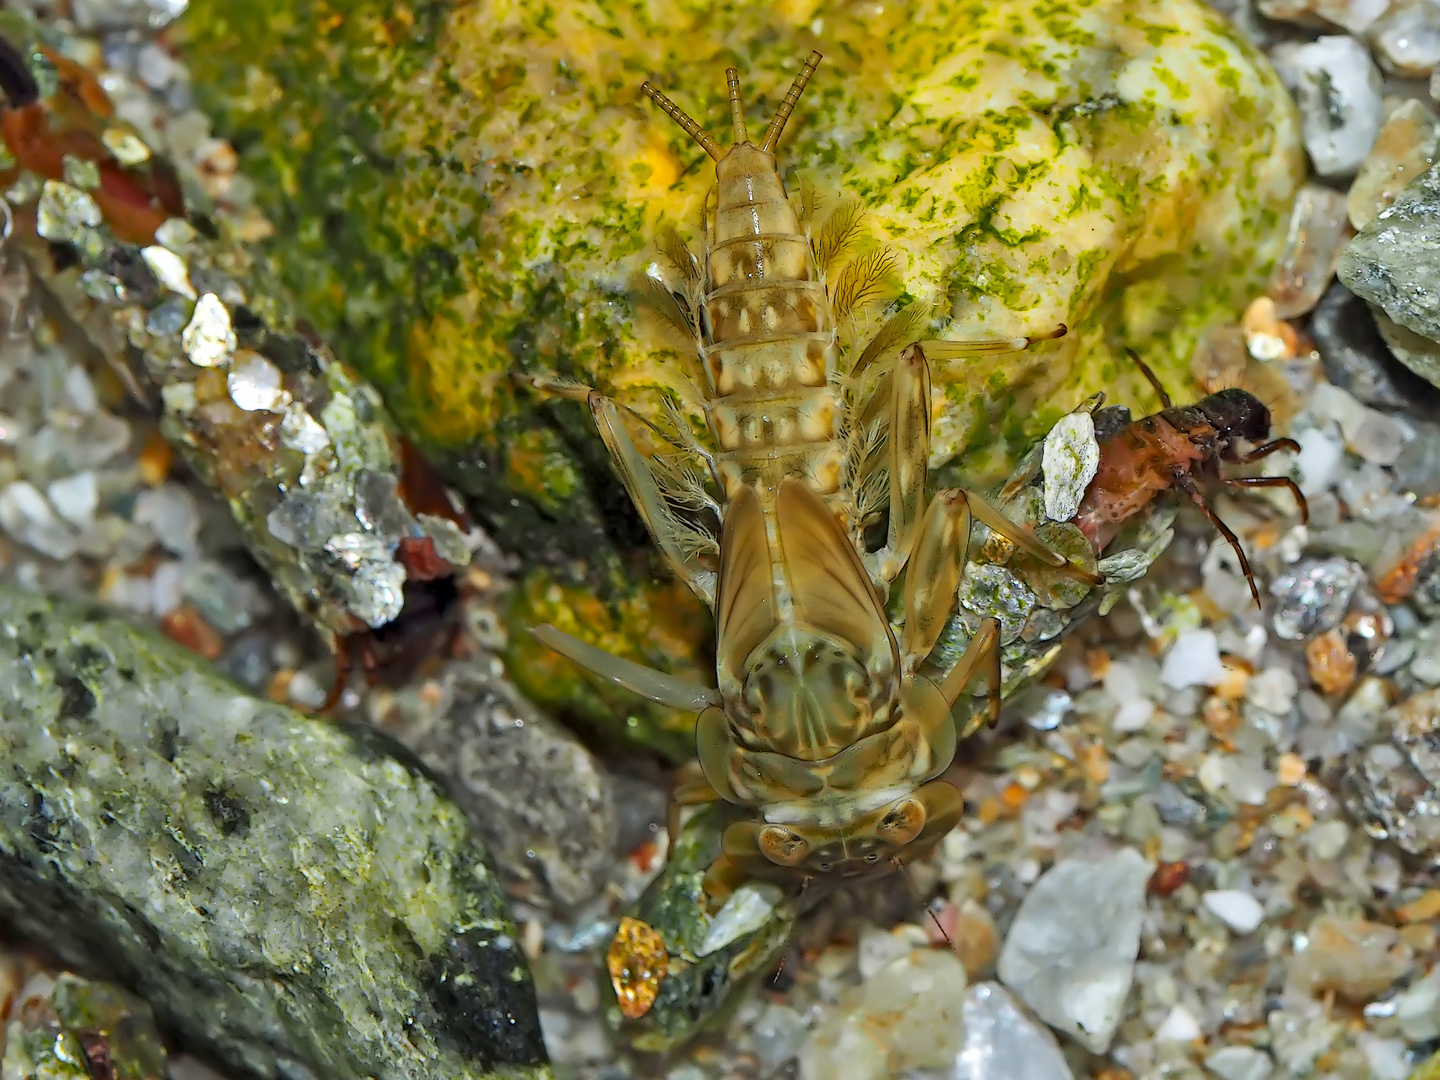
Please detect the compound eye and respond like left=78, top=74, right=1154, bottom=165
left=758, top=825, right=812, bottom=867
left=876, top=797, right=926, bottom=846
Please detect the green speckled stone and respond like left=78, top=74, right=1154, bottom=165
left=0, top=586, right=551, bottom=1080
left=177, top=0, right=1299, bottom=752
left=181, top=0, right=1302, bottom=500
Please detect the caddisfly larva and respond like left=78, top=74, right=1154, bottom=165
left=1073, top=352, right=1309, bottom=605
left=527, top=51, right=1098, bottom=896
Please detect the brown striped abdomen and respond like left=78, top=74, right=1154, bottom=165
left=700, top=147, right=844, bottom=510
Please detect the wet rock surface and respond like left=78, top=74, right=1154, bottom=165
left=1339, top=157, right=1440, bottom=354
left=379, top=665, right=618, bottom=909
left=996, top=847, right=1154, bottom=1053
left=0, top=586, right=550, bottom=1080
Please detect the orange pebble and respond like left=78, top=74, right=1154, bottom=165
left=138, top=430, right=174, bottom=486
left=159, top=605, right=225, bottom=660
left=1306, top=630, right=1358, bottom=696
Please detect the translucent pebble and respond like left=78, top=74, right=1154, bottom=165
left=800, top=949, right=968, bottom=1080
left=1348, top=100, right=1440, bottom=229
left=697, top=882, right=783, bottom=957
left=1202, top=889, right=1267, bottom=934
left=857, top=923, right=922, bottom=979
left=63, top=365, right=98, bottom=415
left=1204, top=1044, right=1274, bottom=1080
left=181, top=561, right=255, bottom=634
left=1292, top=424, right=1345, bottom=495
left=1161, top=629, right=1227, bottom=689
left=46, top=471, right=98, bottom=529
left=1289, top=915, right=1415, bottom=1000
left=997, top=847, right=1152, bottom=1053
left=0, top=481, right=77, bottom=560
left=324, top=532, right=391, bottom=570
left=1155, top=1004, right=1202, bottom=1042
left=149, top=560, right=185, bottom=617
left=287, top=671, right=327, bottom=709
left=751, top=1004, right=807, bottom=1075
left=1269, top=185, right=1352, bottom=318
left=1269, top=557, right=1363, bottom=639
left=950, top=982, right=1074, bottom=1080
left=181, top=293, right=236, bottom=368
left=1396, top=966, right=1440, bottom=1041
left=1305, top=818, right=1351, bottom=860
left=134, top=484, right=199, bottom=556
left=1369, top=0, right=1440, bottom=73
left=1041, top=411, right=1099, bottom=521
left=1246, top=667, right=1299, bottom=714
left=36, top=180, right=101, bottom=241
left=227, top=351, right=290, bottom=412
left=1345, top=408, right=1408, bottom=465
left=1279, top=37, right=1385, bottom=177
left=280, top=404, right=331, bottom=455
left=1113, top=699, right=1155, bottom=734
left=140, top=245, right=196, bottom=299
left=348, top=560, right=406, bottom=628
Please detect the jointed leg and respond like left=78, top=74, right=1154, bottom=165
left=871, top=343, right=932, bottom=585
left=1220, top=474, right=1310, bottom=523
left=1237, top=437, right=1301, bottom=462
left=668, top=758, right=727, bottom=860
left=320, top=637, right=353, bottom=713
left=962, top=488, right=1104, bottom=585
left=527, top=375, right=715, bottom=606
left=1178, top=475, right=1261, bottom=607
left=937, top=615, right=1003, bottom=724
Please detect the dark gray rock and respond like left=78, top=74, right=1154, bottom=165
left=1338, top=159, right=1440, bottom=355
left=1309, top=283, right=1440, bottom=408
left=0, top=586, right=551, bottom=1080
left=384, top=669, right=617, bottom=909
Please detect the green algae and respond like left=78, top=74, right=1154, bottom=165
left=181, top=0, right=1302, bottom=496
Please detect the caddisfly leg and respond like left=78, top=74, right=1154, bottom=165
left=1237, top=437, right=1301, bottom=463
left=1220, top=474, right=1310, bottom=523
left=320, top=638, right=353, bottom=713
left=1176, top=473, right=1262, bottom=607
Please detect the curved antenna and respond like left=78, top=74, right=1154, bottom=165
left=641, top=81, right=723, bottom=160
left=760, top=51, right=822, bottom=153
left=725, top=67, right=749, bottom=144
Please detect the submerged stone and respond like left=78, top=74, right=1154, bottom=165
left=182, top=0, right=1303, bottom=501
left=996, top=846, right=1153, bottom=1053
left=1339, top=158, right=1440, bottom=351
left=0, top=586, right=550, bottom=1080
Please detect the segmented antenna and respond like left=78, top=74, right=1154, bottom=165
left=640, top=82, right=723, bottom=160
left=726, top=67, right=749, bottom=144
left=761, top=51, right=822, bottom=153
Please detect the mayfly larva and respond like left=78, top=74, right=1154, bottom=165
left=1074, top=353, right=1308, bottom=606
left=527, top=53, right=1099, bottom=896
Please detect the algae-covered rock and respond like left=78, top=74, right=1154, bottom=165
left=0, top=586, right=551, bottom=1080
left=2, top=972, right=167, bottom=1080
left=181, top=0, right=1302, bottom=508
left=178, top=0, right=1300, bottom=752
